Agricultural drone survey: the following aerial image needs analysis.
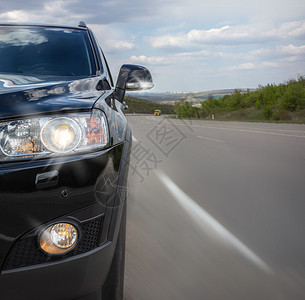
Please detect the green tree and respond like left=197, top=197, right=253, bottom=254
left=174, top=100, right=198, bottom=118
left=227, top=89, right=243, bottom=110
left=280, top=81, right=305, bottom=111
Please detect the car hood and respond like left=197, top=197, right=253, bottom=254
left=0, top=74, right=105, bottom=119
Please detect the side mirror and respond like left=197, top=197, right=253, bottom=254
left=114, top=64, right=154, bottom=102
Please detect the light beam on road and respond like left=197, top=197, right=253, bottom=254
left=157, top=170, right=273, bottom=274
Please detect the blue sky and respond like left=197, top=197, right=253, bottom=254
left=1, top=0, right=304, bottom=92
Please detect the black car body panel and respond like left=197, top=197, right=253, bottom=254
left=0, top=22, right=152, bottom=299
left=0, top=77, right=103, bottom=119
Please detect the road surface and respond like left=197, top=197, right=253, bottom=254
left=124, top=116, right=305, bottom=300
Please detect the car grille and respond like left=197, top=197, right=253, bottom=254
left=2, top=215, right=104, bottom=270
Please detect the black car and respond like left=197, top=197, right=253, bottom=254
left=0, top=22, right=153, bottom=300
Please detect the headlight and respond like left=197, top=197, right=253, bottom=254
left=41, top=117, right=82, bottom=153
left=0, top=109, right=109, bottom=161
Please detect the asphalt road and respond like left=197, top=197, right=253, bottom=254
left=124, top=116, right=305, bottom=300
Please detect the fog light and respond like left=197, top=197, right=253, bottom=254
left=40, top=223, right=78, bottom=254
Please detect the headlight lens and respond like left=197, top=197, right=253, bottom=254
left=40, top=223, right=78, bottom=254
left=0, top=109, right=108, bottom=161
left=41, top=117, right=82, bottom=153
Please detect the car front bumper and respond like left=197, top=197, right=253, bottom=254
left=0, top=127, right=131, bottom=299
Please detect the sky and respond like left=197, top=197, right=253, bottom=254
left=0, top=0, right=305, bottom=92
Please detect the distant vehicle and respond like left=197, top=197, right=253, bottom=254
left=154, top=109, right=161, bottom=116
left=0, top=22, right=153, bottom=300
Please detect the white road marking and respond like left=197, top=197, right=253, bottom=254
left=132, top=136, right=139, bottom=143
left=197, top=136, right=225, bottom=143
left=171, top=121, right=305, bottom=138
left=157, top=170, right=273, bottom=274
left=146, top=116, right=157, bottom=121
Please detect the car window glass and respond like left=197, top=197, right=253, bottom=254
left=0, top=26, right=96, bottom=77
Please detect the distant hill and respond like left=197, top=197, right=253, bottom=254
left=128, top=89, right=255, bottom=102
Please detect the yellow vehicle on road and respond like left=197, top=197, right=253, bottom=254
left=154, top=109, right=161, bottom=116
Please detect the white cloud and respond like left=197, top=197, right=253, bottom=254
left=260, top=61, right=279, bottom=68
left=279, top=20, right=305, bottom=38
left=283, top=56, right=300, bottom=62
left=103, top=40, right=136, bottom=52
left=0, top=0, right=168, bottom=25
left=129, top=55, right=168, bottom=65
left=86, top=24, right=136, bottom=53
left=279, top=44, right=305, bottom=55
left=148, top=20, right=305, bottom=49
left=129, top=50, right=213, bottom=66
left=225, top=52, right=301, bottom=73
left=0, top=10, right=31, bottom=22
left=187, top=25, right=233, bottom=42
left=0, top=1, right=87, bottom=24
left=250, top=44, right=305, bottom=60
left=229, top=63, right=256, bottom=71
left=176, top=50, right=210, bottom=57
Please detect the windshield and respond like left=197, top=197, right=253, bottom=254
left=0, top=26, right=97, bottom=77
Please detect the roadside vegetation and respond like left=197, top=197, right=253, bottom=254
left=174, top=76, right=305, bottom=123
left=124, top=96, right=175, bottom=114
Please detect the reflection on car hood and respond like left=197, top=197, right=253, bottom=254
left=0, top=74, right=105, bottom=119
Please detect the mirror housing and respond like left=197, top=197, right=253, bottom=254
left=114, top=64, right=153, bottom=102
